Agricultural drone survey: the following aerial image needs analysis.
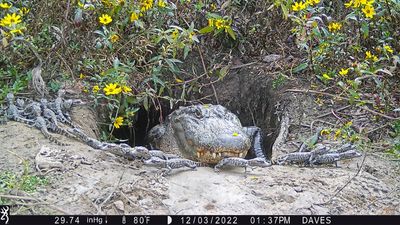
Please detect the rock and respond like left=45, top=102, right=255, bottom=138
left=262, top=54, right=282, bottom=63
left=113, top=200, right=125, bottom=212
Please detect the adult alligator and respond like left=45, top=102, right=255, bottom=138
left=146, top=104, right=272, bottom=171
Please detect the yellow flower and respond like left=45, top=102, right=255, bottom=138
left=208, top=18, right=214, bottom=27
left=365, top=50, right=378, bottom=61
left=328, top=22, right=342, bottom=32
left=175, top=78, right=184, bottom=83
left=210, top=3, right=217, bottom=11
left=292, top=1, right=307, bottom=11
left=344, top=1, right=353, bottom=8
left=320, top=129, right=330, bottom=136
left=77, top=1, right=84, bottom=8
left=110, top=34, right=119, bottom=43
left=92, top=85, right=100, bottom=93
left=171, top=29, right=179, bottom=39
left=345, top=121, right=353, bottom=127
left=158, top=0, right=166, bottom=8
left=19, top=7, right=30, bottom=15
left=362, top=4, right=375, bottom=18
left=140, top=0, right=154, bottom=12
left=384, top=45, right=394, bottom=54
left=130, top=12, right=139, bottom=22
left=99, top=14, right=112, bottom=25
left=79, top=73, right=86, bottom=79
left=0, top=2, right=12, bottom=9
left=365, top=50, right=373, bottom=59
left=305, top=0, right=314, bottom=6
left=322, top=73, right=333, bottom=80
left=215, top=19, right=224, bottom=29
left=103, top=83, right=122, bottom=95
left=334, top=129, right=341, bottom=140
left=114, top=116, right=124, bottom=129
left=0, top=13, right=22, bottom=26
left=122, top=85, right=132, bottom=93
left=232, top=132, right=239, bottom=137
left=188, top=31, right=195, bottom=39
left=10, top=28, right=24, bottom=35
left=339, top=68, right=349, bottom=76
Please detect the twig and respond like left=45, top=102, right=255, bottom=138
left=366, top=123, right=390, bottom=135
left=285, top=89, right=373, bottom=104
left=315, top=106, right=351, bottom=119
left=0, top=194, right=70, bottom=214
left=230, top=61, right=257, bottom=69
left=331, top=109, right=345, bottom=124
left=316, top=153, right=367, bottom=205
left=197, top=45, right=219, bottom=104
left=361, top=106, right=398, bottom=120
left=55, top=51, right=76, bottom=81
left=96, top=170, right=126, bottom=215
left=310, top=119, right=336, bottom=132
left=0, top=194, right=37, bottom=201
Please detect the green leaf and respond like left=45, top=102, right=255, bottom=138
left=226, top=27, right=236, bottom=40
left=293, top=62, right=308, bottom=73
left=361, top=21, right=369, bottom=39
left=143, top=96, right=149, bottom=111
left=218, top=66, right=229, bottom=79
left=199, top=26, right=214, bottom=34
left=183, top=46, right=190, bottom=59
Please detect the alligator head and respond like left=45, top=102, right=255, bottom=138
left=148, top=105, right=251, bottom=164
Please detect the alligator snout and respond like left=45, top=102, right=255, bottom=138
left=191, top=133, right=251, bottom=163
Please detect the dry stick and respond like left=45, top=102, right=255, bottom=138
left=55, top=51, right=76, bottom=81
left=310, top=119, right=336, bottom=132
left=197, top=45, right=219, bottom=104
left=0, top=194, right=70, bottom=214
left=315, top=105, right=351, bottom=119
left=316, top=153, right=367, bottom=206
left=366, top=123, right=390, bottom=135
left=361, top=106, right=399, bottom=120
left=230, top=61, right=258, bottom=69
left=331, top=109, right=345, bottom=124
left=96, top=170, right=126, bottom=215
left=285, top=89, right=373, bottom=104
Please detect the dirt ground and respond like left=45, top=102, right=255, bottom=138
left=1, top=101, right=399, bottom=215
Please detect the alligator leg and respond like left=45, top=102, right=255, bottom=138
left=243, top=126, right=267, bottom=159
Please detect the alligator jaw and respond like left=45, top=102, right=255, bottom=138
left=195, top=149, right=248, bottom=163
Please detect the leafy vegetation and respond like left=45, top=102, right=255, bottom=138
left=0, top=161, right=48, bottom=204
left=1, top=0, right=398, bottom=150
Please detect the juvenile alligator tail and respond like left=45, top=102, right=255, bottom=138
left=14, top=116, right=34, bottom=125
left=41, top=128, right=69, bottom=146
left=53, top=125, right=76, bottom=139
left=252, top=127, right=266, bottom=159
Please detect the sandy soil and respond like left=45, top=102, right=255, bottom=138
left=1, top=116, right=399, bottom=215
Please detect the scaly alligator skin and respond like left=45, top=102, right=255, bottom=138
left=276, top=145, right=329, bottom=165
left=310, top=150, right=362, bottom=166
left=41, top=99, right=77, bottom=139
left=5, top=93, right=34, bottom=125
left=32, top=105, right=69, bottom=146
left=144, top=157, right=198, bottom=174
left=50, top=89, right=76, bottom=127
left=147, top=104, right=268, bottom=164
left=214, top=157, right=272, bottom=172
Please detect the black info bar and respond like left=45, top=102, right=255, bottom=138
left=1, top=215, right=399, bottom=225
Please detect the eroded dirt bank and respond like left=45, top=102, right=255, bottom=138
left=1, top=117, right=399, bottom=215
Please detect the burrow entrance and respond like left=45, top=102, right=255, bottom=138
left=113, top=66, right=281, bottom=159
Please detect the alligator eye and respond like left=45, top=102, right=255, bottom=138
left=194, top=110, right=202, bottom=118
